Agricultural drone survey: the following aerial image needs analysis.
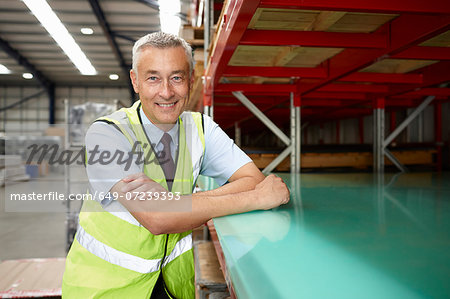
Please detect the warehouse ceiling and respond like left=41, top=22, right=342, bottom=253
left=0, top=0, right=190, bottom=87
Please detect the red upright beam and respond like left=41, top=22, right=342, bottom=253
left=259, top=0, right=450, bottom=14
left=392, top=46, right=450, bottom=60
left=240, top=30, right=387, bottom=49
left=294, top=92, right=301, bottom=107
left=203, top=91, right=212, bottom=107
left=299, top=14, right=450, bottom=97
left=223, top=66, right=327, bottom=78
left=204, top=0, right=260, bottom=92
left=339, top=72, right=423, bottom=84
left=373, top=97, right=386, bottom=109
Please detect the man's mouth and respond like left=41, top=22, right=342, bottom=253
left=156, top=101, right=178, bottom=108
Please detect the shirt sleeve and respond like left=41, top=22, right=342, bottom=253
left=200, top=115, right=252, bottom=186
left=85, top=121, right=142, bottom=205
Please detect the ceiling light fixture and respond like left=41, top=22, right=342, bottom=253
left=22, top=0, right=97, bottom=75
left=109, top=74, right=119, bottom=80
left=23, top=73, right=33, bottom=79
left=81, top=27, right=94, bottom=35
left=159, top=0, right=181, bottom=36
left=0, top=64, right=11, bottom=74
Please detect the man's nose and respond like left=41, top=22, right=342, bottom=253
left=159, top=80, right=175, bottom=100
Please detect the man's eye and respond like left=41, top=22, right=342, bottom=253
left=172, top=76, right=182, bottom=82
left=149, top=76, right=158, bottom=81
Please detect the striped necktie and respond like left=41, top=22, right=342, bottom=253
left=159, top=133, right=175, bottom=191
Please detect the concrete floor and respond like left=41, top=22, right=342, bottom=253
left=0, top=189, right=66, bottom=261
left=0, top=167, right=86, bottom=262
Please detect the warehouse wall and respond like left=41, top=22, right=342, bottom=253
left=443, top=102, right=450, bottom=142
left=0, top=86, right=130, bottom=134
left=302, top=105, right=446, bottom=146
left=1, top=86, right=48, bottom=134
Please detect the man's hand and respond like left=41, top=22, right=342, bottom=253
left=254, top=174, right=290, bottom=210
left=121, top=172, right=165, bottom=195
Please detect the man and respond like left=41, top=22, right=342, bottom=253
left=62, top=32, right=289, bottom=298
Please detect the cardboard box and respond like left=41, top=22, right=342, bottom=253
left=45, top=127, right=65, bottom=137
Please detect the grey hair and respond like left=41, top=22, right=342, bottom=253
left=132, top=32, right=193, bottom=77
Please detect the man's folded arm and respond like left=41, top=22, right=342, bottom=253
left=110, top=172, right=289, bottom=235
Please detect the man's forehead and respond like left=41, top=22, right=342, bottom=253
left=137, top=46, right=189, bottom=68
left=140, top=45, right=185, bottom=56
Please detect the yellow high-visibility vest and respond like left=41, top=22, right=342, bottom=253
left=62, top=101, right=205, bottom=298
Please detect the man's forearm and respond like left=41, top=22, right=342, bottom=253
left=195, top=176, right=262, bottom=197
left=196, top=162, right=265, bottom=197
left=143, top=191, right=257, bottom=234
left=112, top=180, right=259, bottom=235
left=111, top=172, right=288, bottom=235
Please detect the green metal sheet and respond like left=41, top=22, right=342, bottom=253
left=212, top=172, right=450, bottom=299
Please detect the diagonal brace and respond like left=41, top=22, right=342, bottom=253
left=263, top=145, right=292, bottom=175
left=385, top=148, right=408, bottom=173
left=383, top=95, right=435, bottom=148
left=232, top=91, right=291, bottom=146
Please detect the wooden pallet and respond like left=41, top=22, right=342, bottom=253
left=194, top=240, right=229, bottom=299
left=248, top=8, right=396, bottom=33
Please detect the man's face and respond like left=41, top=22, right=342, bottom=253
left=130, top=46, right=191, bottom=127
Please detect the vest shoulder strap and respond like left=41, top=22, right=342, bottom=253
left=181, top=111, right=205, bottom=151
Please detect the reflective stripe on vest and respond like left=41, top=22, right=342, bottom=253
left=162, top=232, right=193, bottom=268
left=182, top=112, right=205, bottom=191
left=104, top=201, right=142, bottom=227
left=76, top=225, right=193, bottom=274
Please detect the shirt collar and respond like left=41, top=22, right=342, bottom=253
left=139, top=106, right=179, bottom=147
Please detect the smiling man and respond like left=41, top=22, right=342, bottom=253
left=62, top=32, right=289, bottom=299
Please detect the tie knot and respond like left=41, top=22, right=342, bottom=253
left=161, top=133, right=172, bottom=147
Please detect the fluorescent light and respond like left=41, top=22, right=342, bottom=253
left=0, top=64, right=11, bottom=74
left=81, top=27, right=94, bottom=35
left=22, top=0, right=97, bottom=75
left=197, top=0, right=204, bottom=27
left=109, top=74, right=119, bottom=80
left=159, top=0, right=181, bottom=36
left=23, top=73, right=33, bottom=79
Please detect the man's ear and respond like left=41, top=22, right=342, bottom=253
left=130, top=70, right=139, bottom=93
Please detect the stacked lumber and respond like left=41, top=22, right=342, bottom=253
left=249, top=149, right=437, bottom=171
